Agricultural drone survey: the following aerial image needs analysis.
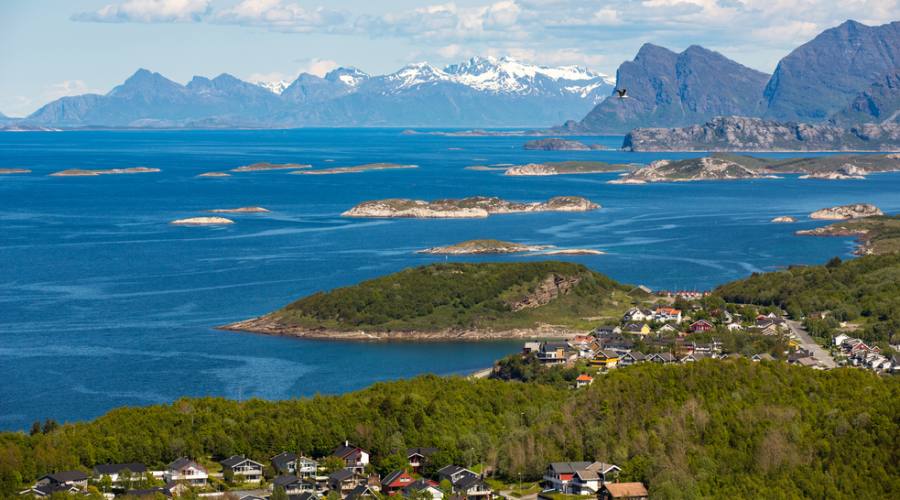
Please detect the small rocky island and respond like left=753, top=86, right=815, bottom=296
left=50, top=167, right=160, bottom=177
left=609, top=154, right=900, bottom=184
left=797, top=215, right=900, bottom=255
left=503, top=161, right=634, bottom=176
left=208, top=207, right=269, bottom=214
left=523, top=138, right=605, bottom=151
left=809, top=203, right=883, bottom=220
left=220, top=261, right=630, bottom=341
left=170, top=217, right=235, bottom=226
left=294, top=163, right=418, bottom=175
left=231, top=162, right=310, bottom=172
left=198, top=171, right=231, bottom=177
left=624, top=116, right=900, bottom=152
left=771, top=216, right=797, bottom=223
left=0, top=168, right=30, bottom=174
left=343, top=196, right=600, bottom=219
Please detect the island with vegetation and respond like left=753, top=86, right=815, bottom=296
left=222, top=261, right=635, bottom=340
left=522, top=138, right=605, bottom=151
left=609, top=154, right=900, bottom=184
left=418, top=239, right=604, bottom=255
left=230, top=162, right=310, bottom=172
left=293, top=163, right=418, bottom=175
left=170, top=217, right=235, bottom=226
left=503, top=161, right=635, bottom=176
left=49, top=167, right=160, bottom=177
left=797, top=215, right=900, bottom=255
left=342, top=196, right=600, bottom=219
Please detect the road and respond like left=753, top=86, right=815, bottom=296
left=786, top=319, right=837, bottom=369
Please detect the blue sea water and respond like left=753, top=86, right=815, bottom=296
left=1, top=129, right=899, bottom=431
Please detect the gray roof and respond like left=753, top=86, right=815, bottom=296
left=329, top=468, right=355, bottom=482
left=346, top=484, right=379, bottom=500
left=453, top=473, right=485, bottom=490
left=407, top=447, right=439, bottom=458
left=221, top=455, right=262, bottom=469
left=274, top=475, right=305, bottom=488
left=41, top=471, right=89, bottom=483
left=166, top=457, right=200, bottom=471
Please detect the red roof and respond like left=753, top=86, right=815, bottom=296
left=576, top=374, right=593, bottom=381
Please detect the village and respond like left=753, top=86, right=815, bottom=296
left=18, top=443, right=648, bottom=500
left=514, top=291, right=899, bottom=385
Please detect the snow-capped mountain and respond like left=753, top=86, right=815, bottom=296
left=254, top=80, right=291, bottom=95
left=23, top=57, right=616, bottom=128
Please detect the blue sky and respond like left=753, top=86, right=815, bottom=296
left=1, top=0, right=896, bottom=116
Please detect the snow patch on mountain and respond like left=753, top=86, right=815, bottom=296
left=254, top=80, right=290, bottom=95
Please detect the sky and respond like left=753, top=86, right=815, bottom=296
left=1, top=0, right=897, bottom=116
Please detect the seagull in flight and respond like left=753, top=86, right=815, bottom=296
left=615, top=88, right=628, bottom=99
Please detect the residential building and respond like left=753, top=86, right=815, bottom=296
left=575, top=374, right=594, bottom=388
left=654, top=307, right=683, bottom=323
left=220, top=455, right=264, bottom=484
left=33, top=471, right=89, bottom=491
left=617, top=351, right=645, bottom=367
left=406, top=447, right=438, bottom=474
left=382, top=471, right=415, bottom=495
left=347, top=484, right=380, bottom=500
left=689, top=320, right=713, bottom=333
left=328, top=468, right=360, bottom=494
left=332, top=441, right=370, bottom=472
left=164, top=458, right=208, bottom=486
left=592, top=350, right=620, bottom=369
left=403, top=479, right=443, bottom=500
left=543, top=462, right=620, bottom=495
left=273, top=475, right=315, bottom=495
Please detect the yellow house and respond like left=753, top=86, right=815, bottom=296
left=592, top=350, right=620, bottom=368
left=624, top=323, right=652, bottom=335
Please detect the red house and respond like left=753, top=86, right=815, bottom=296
left=689, top=320, right=713, bottom=333
left=381, top=471, right=415, bottom=495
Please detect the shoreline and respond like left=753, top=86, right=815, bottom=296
left=219, top=316, right=584, bottom=342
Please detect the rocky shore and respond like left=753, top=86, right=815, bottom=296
left=208, top=207, right=269, bottom=214
left=198, top=171, right=231, bottom=177
left=809, top=203, right=883, bottom=220
left=343, top=196, right=600, bottom=219
left=609, top=156, right=773, bottom=184
left=220, top=316, right=581, bottom=342
left=771, top=216, right=797, bottom=223
left=523, top=138, right=604, bottom=151
left=799, top=164, right=867, bottom=179
left=0, top=168, right=30, bottom=174
left=503, top=161, right=632, bottom=176
left=50, top=167, right=160, bottom=176
left=418, top=239, right=549, bottom=254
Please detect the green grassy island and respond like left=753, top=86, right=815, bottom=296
left=223, top=262, right=636, bottom=340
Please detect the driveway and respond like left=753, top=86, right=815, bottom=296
left=786, top=319, right=837, bottom=369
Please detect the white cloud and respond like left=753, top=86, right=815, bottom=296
left=72, top=0, right=210, bottom=23
left=44, top=80, right=101, bottom=101
left=303, top=58, right=340, bottom=77
left=213, top=0, right=347, bottom=33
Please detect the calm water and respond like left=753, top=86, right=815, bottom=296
left=1, top=129, right=898, bottom=431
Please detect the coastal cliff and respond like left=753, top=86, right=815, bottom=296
left=342, top=196, right=600, bottom=218
left=623, top=116, right=900, bottom=152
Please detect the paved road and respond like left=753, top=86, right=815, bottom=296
left=786, top=319, right=837, bottom=369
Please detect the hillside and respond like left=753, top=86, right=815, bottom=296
left=715, top=253, right=900, bottom=344
left=1, top=362, right=897, bottom=498
left=764, top=20, right=900, bottom=122
left=223, top=262, right=633, bottom=338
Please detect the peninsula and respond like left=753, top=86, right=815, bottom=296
left=342, top=196, right=600, bottom=219
left=293, top=163, right=418, bottom=175
left=796, top=215, right=900, bottom=255
left=503, top=161, right=634, bottom=176
left=49, top=167, right=160, bottom=177
left=230, top=162, right=310, bottom=172
left=221, top=261, right=632, bottom=340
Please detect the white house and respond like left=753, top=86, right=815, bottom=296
left=164, top=457, right=208, bottom=486
left=220, top=455, right=264, bottom=483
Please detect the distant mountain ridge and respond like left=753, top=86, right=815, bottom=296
left=19, top=56, right=614, bottom=128
left=561, top=44, right=770, bottom=134
left=568, top=20, right=900, bottom=134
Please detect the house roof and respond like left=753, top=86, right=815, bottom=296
left=437, top=465, right=470, bottom=477
left=549, top=462, right=593, bottom=474
left=404, top=479, right=439, bottom=493
left=576, top=374, right=593, bottom=381
left=166, top=457, right=204, bottom=472
left=383, top=470, right=413, bottom=487
left=27, top=484, right=82, bottom=496
left=346, top=484, right=379, bottom=500
left=93, top=463, right=147, bottom=475
left=41, top=470, right=89, bottom=483
left=623, top=352, right=645, bottom=361
left=274, top=475, right=305, bottom=488
left=587, top=462, right=620, bottom=474
left=574, top=470, right=599, bottom=481
left=221, top=455, right=262, bottom=469
left=271, top=451, right=297, bottom=468
left=329, top=468, right=356, bottom=482
left=333, top=443, right=366, bottom=459
left=453, top=472, right=484, bottom=490
left=127, top=487, right=172, bottom=498
left=288, top=493, right=317, bottom=500
left=407, top=447, right=439, bottom=458
left=603, top=482, right=648, bottom=498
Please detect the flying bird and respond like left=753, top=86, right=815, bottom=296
left=615, top=88, right=628, bottom=99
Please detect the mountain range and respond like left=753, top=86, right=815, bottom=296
left=17, top=57, right=614, bottom=128
left=567, top=20, right=900, bottom=134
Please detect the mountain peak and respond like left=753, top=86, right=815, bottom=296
left=324, top=67, right=369, bottom=87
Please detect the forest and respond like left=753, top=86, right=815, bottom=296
left=2, top=360, right=898, bottom=498
left=715, top=253, right=900, bottom=345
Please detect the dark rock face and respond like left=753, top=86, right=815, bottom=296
left=764, top=20, right=900, bottom=122
left=623, top=116, right=900, bottom=152
left=523, top=138, right=591, bottom=151
left=830, top=73, right=900, bottom=125
left=572, top=44, right=770, bottom=134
